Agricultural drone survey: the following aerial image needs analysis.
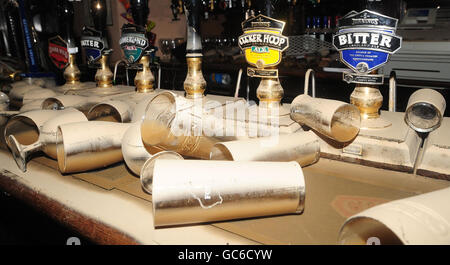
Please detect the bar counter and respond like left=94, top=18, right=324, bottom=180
left=0, top=146, right=448, bottom=245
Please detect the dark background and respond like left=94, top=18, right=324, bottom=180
left=0, top=190, right=92, bottom=245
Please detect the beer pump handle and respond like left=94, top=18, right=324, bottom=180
left=184, top=0, right=203, bottom=55
left=102, top=48, right=112, bottom=55
left=171, top=0, right=180, bottom=21
left=265, top=0, right=272, bottom=17
left=61, top=0, right=76, bottom=52
left=129, top=0, right=150, bottom=28
left=90, top=0, right=107, bottom=33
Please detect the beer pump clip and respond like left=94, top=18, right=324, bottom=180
left=171, top=0, right=184, bottom=21
left=119, top=23, right=155, bottom=92
left=81, top=26, right=114, bottom=88
left=238, top=14, right=289, bottom=108
left=48, top=35, right=81, bottom=86
left=48, top=35, right=71, bottom=71
left=81, top=27, right=108, bottom=67
left=47, top=0, right=81, bottom=86
left=333, top=10, right=402, bottom=129
left=120, top=23, right=150, bottom=69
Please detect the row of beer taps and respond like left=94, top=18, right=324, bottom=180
left=2, top=0, right=449, bottom=234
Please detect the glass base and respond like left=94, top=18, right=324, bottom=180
left=360, top=117, right=392, bottom=130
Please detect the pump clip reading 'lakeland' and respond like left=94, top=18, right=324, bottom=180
left=119, top=23, right=149, bottom=65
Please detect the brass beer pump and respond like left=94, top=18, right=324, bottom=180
left=238, top=1, right=289, bottom=110
left=333, top=9, right=402, bottom=129
left=131, top=0, right=154, bottom=93
left=256, top=75, right=284, bottom=109
left=63, top=53, right=81, bottom=85
left=183, top=0, right=206, bottom=99
left=134, top=51, right=155, bottom=93
left=95, top=50, right=114, bottom=88
left=62, top=0, right=81, bottom=87
left=256, top=0, right=284, bottom=109
left=89, top=0, right=113, bottom=89
left=350, top=82, right=388, bottom=129
left=119, top=0, right=155, bottom=93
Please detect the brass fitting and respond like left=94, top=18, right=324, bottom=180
left=184, top=57, right=206, bottom=99
left=350, top=84, right=383, bottom=120
left=257, top=77, right=284, bottom=109
left=8, top=71, right=20, bottom=81
left=63, top=54, right=81, bottom=85
left=95, top=52, right=113, bottom=88
left=134, top=55, right=155, bottom=93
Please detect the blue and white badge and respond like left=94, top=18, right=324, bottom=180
left=81, top=36, right=105, bottom=64
left=81, top=27, right=106, bottom=65
left=333, top=10, right=402, bottom=75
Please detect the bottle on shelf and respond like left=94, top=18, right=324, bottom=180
left=304, top=16, right=311, bottom=36
left=323, top=15, right=332, bottom=43
left=311, top=16, right=318, bottom=39
left=209, top=73, right=231, bottom=86
left=334, top=15, right=341, bottom=33
left=303, top=16, right=312, bottom=51
left=318, top=16, right=325, bottom=41
left=202, top=0, right=209, bottom=19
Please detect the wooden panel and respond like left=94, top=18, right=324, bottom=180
left=0, top=169, right=138, bottom=245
